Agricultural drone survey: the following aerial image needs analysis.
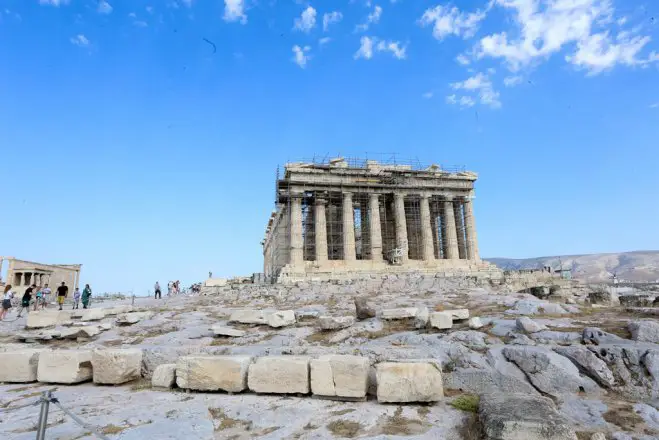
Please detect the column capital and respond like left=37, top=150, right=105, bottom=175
left=314, top=198, right=328, bottom=205
left=342, top=191, right=353, bottom=197
left=369, top=192, right=380, bottom=200
left=443, top=195, right=454, bottom=202
left=394, top=192, right=407, bottom=199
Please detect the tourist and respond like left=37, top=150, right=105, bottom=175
left=17, top=284, right=36, bottom=317
left=73, top=288, right=81, bottom=309
left=34, top=288, right=42, bottom=311
left=154, top=281, right=161, bottom=299
left=1, top=285, right=14, bottom=320
left=167, top=281, right=172, bottom=297
left=56, top=282, right=68, bottom=311
left=40, top=284, right=52, bottom=310
left=82, top=284, right=92, bottom=309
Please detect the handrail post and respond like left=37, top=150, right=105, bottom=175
left=35, top=390, right=51, bottom=440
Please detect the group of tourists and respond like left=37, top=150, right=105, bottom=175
left=0, top=282, right=93, bottom=321
left=153, top=280, right=182, bottom=299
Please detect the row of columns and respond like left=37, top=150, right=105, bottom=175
left=13, top=272, right=51, bottom=287
left=289, top=191, right=479, bottom=268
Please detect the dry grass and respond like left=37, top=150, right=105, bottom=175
left=101, top=424, right=127, bottom=435
left=450, top=394, right=480, bottom=413
left=379, top=407, right=429, bottom=436
left=416, top=406, right=431, bottom=418
left=457, top=413, right=484, bottom=440
left=330, top=408, right=356, bottom=416
left=603, top=404, right=645, bottom=431
left=129, top=379, right=151, bottom=392
left=208, top=407, right=252, bottom=431
left=326, top=420, right=363, bottom=438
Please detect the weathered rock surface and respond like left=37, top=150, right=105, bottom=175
left=92, top=349, right=143, bottom=384
left=507, top=300, right=569, bottom=315
left=502, top=346, right=600, bottom=397
left=554, top=346, right=615, bottom=388
left=516, top=316, right=547, bottom=333
left=619, top=294, right=655, bottom=308
left=0, top=350, right=42, bottom=382
left=429, top=311, right=453, bottom=329
left=376, top=362, right=443, bottom=403
left=37, top=350, right=93, bottom=384
left=310, top=355, right=368, bottom=399
left=583, top=327, right=625, bottom=345
left=247, top=356, right=310, bottom=394
left=414, top=306, right=429, bottom=329
left=355, top=296, right=376, bottom=320
left=151, top=363, right=176, bottom=388
left=479, top=393, right=578, bottom=440
left=317, top=316, right=355, bottom=330
left=381, top=308, right=417, bottom=320
left=229, top=310, right=267, bottom=325
left=446, top=309, right=469, bottom=320
left=266, top=310, right=296, bottom=328
left=116, top=312, right=154, bottom=326
left=469, top=317, right=484, bottom=329
left=26, top=311, right=61, bottom=329
left=588, top=289, right=619, bottom=306
left=211, top=325, right=246, bottom=337
left=80, top=308, right=106, bottom=321
left=629, top=321, right=659, bottom=343
left=104, top=305, right=133, bottom=315
left=176, top=356, right=252, bottom=392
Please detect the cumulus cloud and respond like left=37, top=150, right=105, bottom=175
left=39, top=0, right=69, bottom=6
left=292, top=45, right=311, bottom=68
left=456, top=54, right=470, bottom=65
left=450, top=72, right=501, bottom=109
left=319, top=37, right=332, bottom=46
left=70, top=34, right=90, bottom=47
left=422, top=91, right=434, bottom=99
left=98, top=1, right=112, bottom=14
left=354, top=36, right=406, bottom=60
left=356, top=5, right=382, bottom=32
left=294, top=6, right=316, bottom=33
left=224, top=0, right=246, bottom=24
left=419, top=4, right=487, bottom=40
left=503, top=75, right=523, bottom=87
left=323, top=11, right=342, bottom=32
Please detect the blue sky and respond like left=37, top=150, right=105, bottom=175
left=1, top=0, right=658, bottom=294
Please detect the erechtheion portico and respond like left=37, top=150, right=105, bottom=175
left=262, top=158, right=496, bottom=282
left=0, top=257, right=81, bottom=295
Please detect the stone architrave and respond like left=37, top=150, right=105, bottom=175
left=37, top=350, right=93, bottom=384
left=247, top=356, right=310, bottom=394
left=342, top=192, right=356, bottom=262
left=376, top=362, right=444, bottom=403
left=92, top=349, right=143, bottom=385
left=0, top=350, right=42, bottom=382
left=176, top=356, right=252, bottom=392
left=310, top=355, right=369, bottom=399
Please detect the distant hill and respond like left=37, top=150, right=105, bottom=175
left=486, top=251, right=659, bottom=283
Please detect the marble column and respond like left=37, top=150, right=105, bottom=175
left=289, top=193, right=304, bottom=269
left=463, top=198, right=480, bottom=261
left=314, top=198, right=328, bottom=263
left=442, top=197, right=460, bottom=259
left=394, top=192, right=409, bottom=262
left=420, top=195, right=435, bottom=261
left=454, top=200, right=467, bottom=259
left=16, top=272, right=22, bottom=287
left=368, top=193, right=383, bottom=262
left=342, top=192, right=356, bottom=262
left=24, top=272, right=31, bottom=286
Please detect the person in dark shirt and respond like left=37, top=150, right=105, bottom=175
left=17, top=284, right=36, bottom=317
left=56, top=282, right=68, bottom=311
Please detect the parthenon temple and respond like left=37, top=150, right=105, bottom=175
left=262, top=158, right=497, bottom=282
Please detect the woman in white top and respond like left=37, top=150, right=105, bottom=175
left=1, top=285, right=14, bottom=320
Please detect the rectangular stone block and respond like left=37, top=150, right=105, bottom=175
left=447, top=309, right=470, bottom=320
left=229, top=310, right=267, bottom=325
left=0, top=350, right=42, bottom=382
left=429, top=312, right=453, bottom=329
left=376, top=362, right=443, bottom=403
left=26, top=311, right=60, bottom=329
left=266, top=310, right=296, bottom=328
left=81, top=308, right=106, bottom=321
left=310, top=355, right=368, bottom=399
left=176, top=356, right=252, bottom=392
left=37, top=350, right=93, bottom=384
left=381, top=308, right=418, bottom=320
left=92, top=349, right=143, bottom=384
left=248, top=356, right=310, bottom=394
left=151, top=364, right=176, bottom=388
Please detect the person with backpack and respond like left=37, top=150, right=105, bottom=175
left=17, top=284, right=36, bottom=317
left=1, top=285, right=14, bottom=320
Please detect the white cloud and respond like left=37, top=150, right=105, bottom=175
left=446, top=94, right=457, bottom=104
left=450, top=72, right=501, bottom=109
left=356, top=5, right=382, bottom=32
left=146, top=6, right=154, bottom=14
left=419, top=4, right=487, bottom=40
left=292, top=45, right=311, bottom=68
left=476, top=0, right=656, bottom=75
left=503, top=75, right=523, bottom=86
left=224, top=0, right=246, bottom=24
left=294, top=6, right=317, bottom=33
left=354, top=36, right=406, bottom=60
left=459, top=96, right=476, bottom=107
left=650, top=102, right=659, bottom=109
left=98, top=1, right=112, bottom=14
left=39, top=0, right=69, bottom=6
left=319, top=37, right=332, bottom=46
left=323, top=11, right=342, bottom=32
left=456, top=53, right=470, bottom=65
left=422, top=91, right=434, bottom=99
left=133, top=20, right=148, bottom=27
left=70, top=34, right=89, bottom=47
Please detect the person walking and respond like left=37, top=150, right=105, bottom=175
left=40, top=284, right=52, bottom=310
left=1, top=285, right=14, bottom=320
left=82, top=284, right=92, bottom=309
left=56, top=282, right=68, bottom=311
left=73, top=288, right=81, bottom=309
left=34, top=288, right=42, bottom=312
left=17, top=284, right=36, bottom=317
left=154, top=281, right=161, bottom=299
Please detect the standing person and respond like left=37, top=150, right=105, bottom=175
left=17, top=284, right=36, bottom=317
left=1, top=285, right=14, bottom=320
left=34, top=288, right=42, bottom=311
left=82, top=284, right=92, bottom=309
left=167, top=281, right=172, bottom=297
left=56, top=282, right=68, bottom=311
left=40, top=284, right=52, bottom=310
left=154, top=281, right=161, bottom=299
left=73, top=288, right=81, bottom=309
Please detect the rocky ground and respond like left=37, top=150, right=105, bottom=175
left=1, top=275, right=658, bottom=439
